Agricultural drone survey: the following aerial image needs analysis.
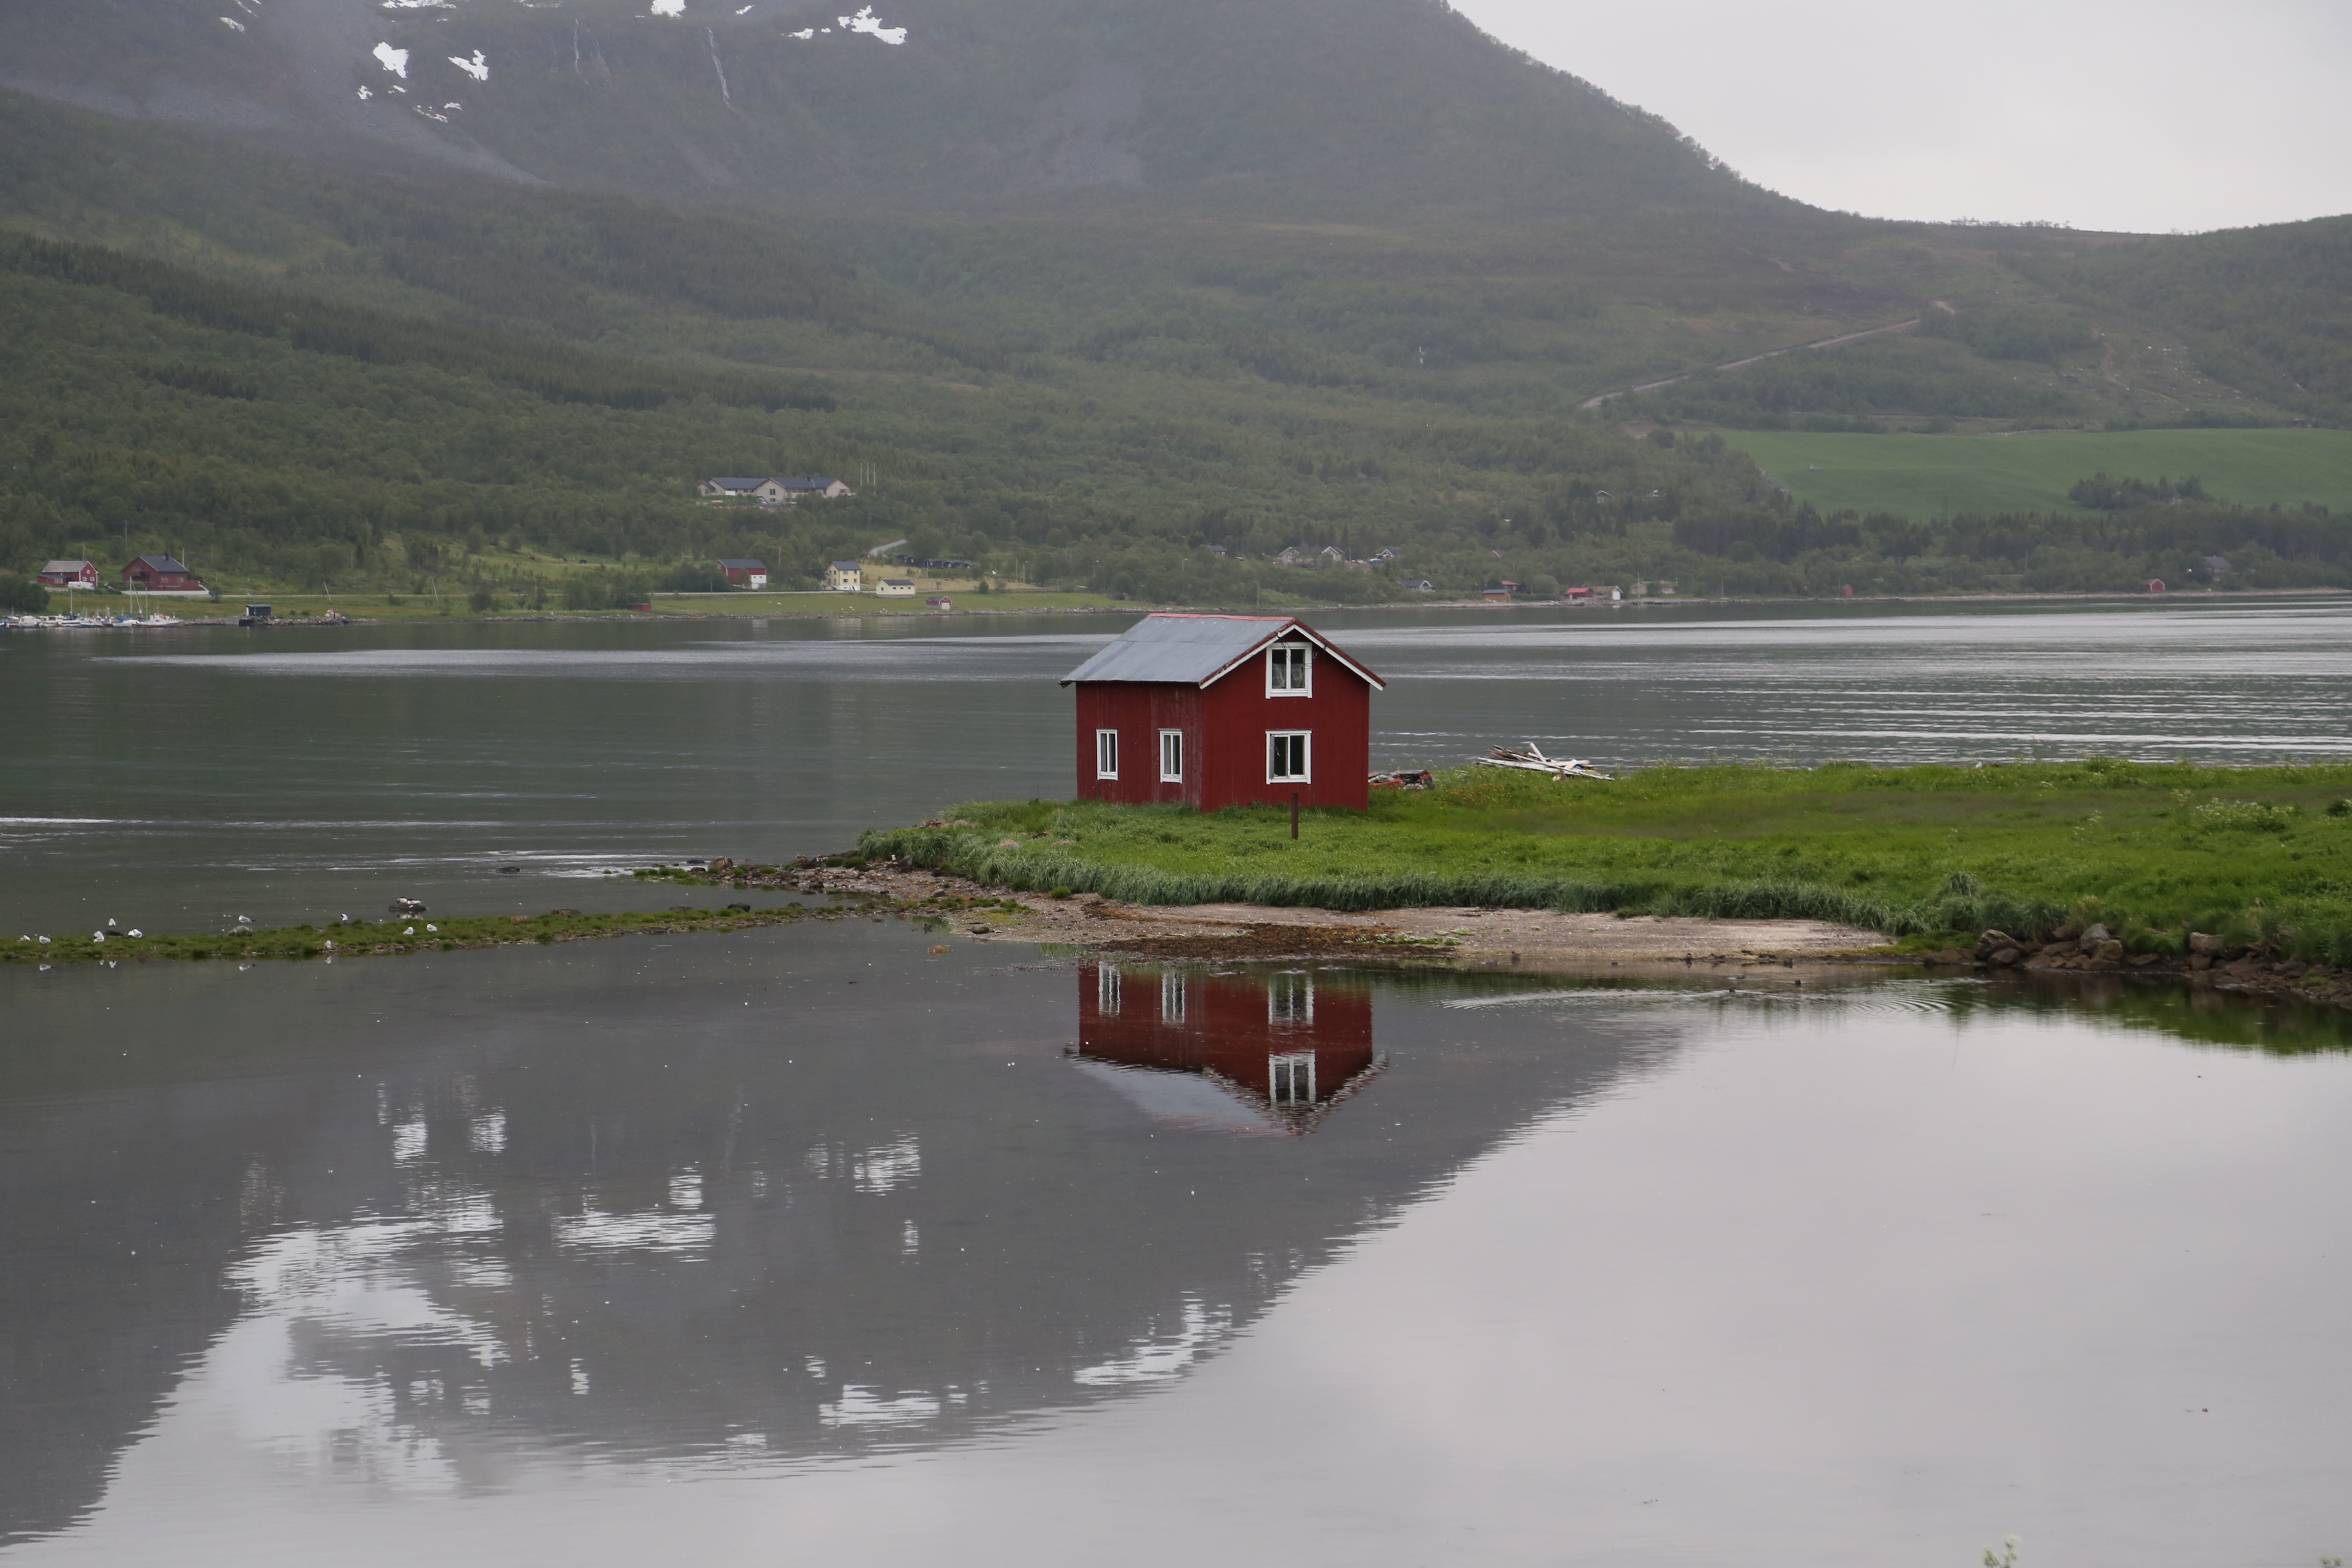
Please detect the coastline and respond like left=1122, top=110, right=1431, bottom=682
left=9, top=584, right=2343, bottom=631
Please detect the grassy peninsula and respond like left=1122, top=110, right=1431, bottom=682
left=861, top=760, right=2352, bottom=960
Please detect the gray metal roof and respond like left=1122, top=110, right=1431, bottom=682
left=1060, top=614, right=1384, bottom=689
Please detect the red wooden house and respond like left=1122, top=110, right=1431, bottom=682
left=1075, top=962, right=1378, bottom=1131
left=37, top=560, right=99, bottom=590
left=1060, top=614, right=1385, bottom=812
left=121, top=554, right=203, bottom=592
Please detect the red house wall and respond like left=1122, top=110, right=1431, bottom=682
left=1197, top=658, right=1372, bottom=811
left=1076, top=964, right=1376, bottom=1109
left=1072, top=684, right=1205, bottom=806
left=1071, top=652, right=1373, bottom=812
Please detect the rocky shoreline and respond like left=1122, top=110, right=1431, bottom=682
left=1920, top=923, right=2352, bottom=1011
left=649, top=858, right=2352, bottom=1013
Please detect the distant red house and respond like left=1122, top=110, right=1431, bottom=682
left=1075, top=962, right=1378, bottom=1130
left=1061, top=614, right=1385, bottom=812
left=715, top=557, right=768, bottom=588
left=38, top=559, right=98, bottom=589
left=121, top=554, right=202, bottom=592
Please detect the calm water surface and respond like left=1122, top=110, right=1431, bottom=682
left=6, top=599, right=2352, bottom=1564
left=6, top=597, right=2352, bottom=932
left=1, top=930, right=2348, bottom=1565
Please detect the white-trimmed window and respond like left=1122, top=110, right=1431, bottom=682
left=1269, top=973, right=1314, bottom=1027
left=1269, top=1051, right=1315, bottom=1106
left=1161, top=971, right=1186, bottom=1023
left=1267, top=730, right=1310, bottom=783
left=1158, top=729, right=1184, bottom=783
left=1095, top=728, right=1119, bottom=780
left=1098, top=964, right=1121, bottom=1015
left=1266, top=642, right=1312, bottom=695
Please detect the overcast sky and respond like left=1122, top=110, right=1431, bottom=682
left=1450, top=0, right=2352, bottom=235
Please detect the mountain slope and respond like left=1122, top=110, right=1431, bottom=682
left=0, top=0, right=1767, bottom=217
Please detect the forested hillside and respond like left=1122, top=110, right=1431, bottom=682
left=1, top=0, right=2348, bottom=608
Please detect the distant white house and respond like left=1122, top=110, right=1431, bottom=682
left=699, top=476, right=855, bottom=504
left=875, top=578, right=917, bottom=598
left=824, top=560, right=862, bottom=592
left=776, top=477, right=854, bottom=499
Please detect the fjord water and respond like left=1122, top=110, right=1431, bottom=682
left=7, top=597, right=2352, bottom=933
left=6, top=598, right=2352, bottom=1565
left=2, top=928, right=2349, bottom=1567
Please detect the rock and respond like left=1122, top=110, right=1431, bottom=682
left=2078, top=923, right=2113, bottom=952
left=1926, top=948, right=1971, bottom=966
left=2129, top=953, right=2159, bottom=968
left=710, top=858, right=734, bottom=872
left=389, top=898, right=426, bottom=915
left=2190, top=952, right=2213, bottom=971
left=2052, top=925, right=2080, bottom=943
left=2093, top=939, right=2125, bottom=964
left=2187, top=932, right=2224, bottom=955
left=498, top=865, right=521, bottom=874
left=1975, top=929, right=2017, bottom=957
left=1988, top=946, right=2021, bottom=967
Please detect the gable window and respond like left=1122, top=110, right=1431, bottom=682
left=1095, top=728, right=1119, bottom=780
left=1159, top=729, right=1184, bottom=783
left=1266, top=642, right=1311, bottom=695
left=1269, top=1051, right=1315, bottom=1107
left=1267, top=730, right=1310, bottom=783
left=1269, top=973, right=1314, bottom=1027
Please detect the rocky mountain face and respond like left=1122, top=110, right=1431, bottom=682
left=0, top=0, right=1770, bottom=217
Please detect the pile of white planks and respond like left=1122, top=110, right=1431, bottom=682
left=1471, top=742, right=1611, bottom=780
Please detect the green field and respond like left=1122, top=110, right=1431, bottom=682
left=1726, top=429, right=2352, bottom=519
left=862, top=761, right=2352, bottom=960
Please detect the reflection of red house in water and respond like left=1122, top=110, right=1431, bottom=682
left=1075, top=962, right=1378, bottom=1132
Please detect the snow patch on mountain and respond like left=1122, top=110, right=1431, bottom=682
left=839, top=6, right=906, bottom=44
left=449, top=50, right=488, bottom=80
left=649, top=0, right=683, bottom=15
left=219, top=16, right=246, bottom=30
left=372, top=43, right=410, bottom=77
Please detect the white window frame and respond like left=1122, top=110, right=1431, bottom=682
left=1098, top=964, right=1121, bottom=1015
left=1095, top=728, right=1119, bottom=780
left=1266, top=642, right=1312, bottom=696
left=1267, top=730, right=1311, bottom=784
left=1268, top=973, right=1314, bottom=1027
left=1269, top=1050, right=1316, bottom=1107
left=1158, top=729, right=1185, bottom=783
left=1161, top=971, right=1186, bottom=1023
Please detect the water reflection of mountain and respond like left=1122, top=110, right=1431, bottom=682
left=0, top=933, right=1689, bottom=1544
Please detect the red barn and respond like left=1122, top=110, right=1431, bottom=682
left=1075, top=962, right=1378, bottom=1130
left=38, top=559, right=99, bottom=589
left=1061, top=614, right=1384, bottom=812
left=121, top=554, right=202, bottom=592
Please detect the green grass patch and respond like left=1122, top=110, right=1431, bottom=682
left=1727, top=429, right=2352, bottom=519
left=3, top=901, right=847, bottom=966
left=862, top=760, right=2352, bottom=959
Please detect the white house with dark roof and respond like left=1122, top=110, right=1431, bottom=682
left=699, top=476, right=855, bottom=504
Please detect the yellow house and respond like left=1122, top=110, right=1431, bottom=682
left=875, top=578, right=918, bottom=598
left=824, top=560, right=862, bottom=592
